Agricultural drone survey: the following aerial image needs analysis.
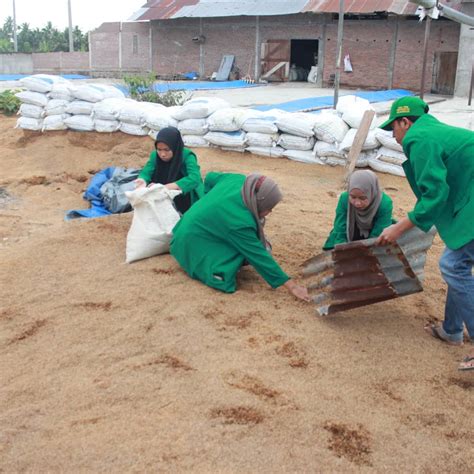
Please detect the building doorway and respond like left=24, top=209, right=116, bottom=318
left=289, top=39, right=319, bottom=81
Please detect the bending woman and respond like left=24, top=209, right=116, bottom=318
left=170, top=172, right=309, bottom=301
left=135, top=127, right=204, bottom=214
left=323, top=170, right=394, bottom=250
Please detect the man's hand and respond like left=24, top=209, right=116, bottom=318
left=283, top=279, right=311, bottom=302
left=376, top=217, right=414, bottom=246
left=134, top=178, right=146, bottom=188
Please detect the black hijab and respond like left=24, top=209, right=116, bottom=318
left=151, top=127, right=184, bottom=185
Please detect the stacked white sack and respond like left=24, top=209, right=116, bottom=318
left=243, top=109, right=283, bottom=157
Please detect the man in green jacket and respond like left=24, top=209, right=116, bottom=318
left=170, top=172, right=310, bottom=301
left=376, top=97, right=474, bottom=370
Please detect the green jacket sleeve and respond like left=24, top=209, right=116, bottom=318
left=226, top=226, right=290, bottom=289
left=323, top=193, right=348, bottom=250
left=404, top=139, right=450, bottom=232
left=138, top=151, right=157, bottom=184
left=369, top=193, right=394, bottom=238
left=204, top=172, right=225, bottom=193
left=175, top=149, right=202, bottom=194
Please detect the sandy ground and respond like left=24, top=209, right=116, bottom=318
left=1, top=114, right=473, bottom=472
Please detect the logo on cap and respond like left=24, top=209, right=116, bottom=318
left=396, top=105, right=410, bottom=114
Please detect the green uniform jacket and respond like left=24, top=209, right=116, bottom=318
left=402, top=114, right=474, bottom=250
left=138, top=147, right=204, bottom=204
left=170, top=172, right=290, bottom=293
left=323, top=191, right=394, bottom=250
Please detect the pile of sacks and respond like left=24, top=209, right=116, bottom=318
left=15, top=74, right=407, bottom=177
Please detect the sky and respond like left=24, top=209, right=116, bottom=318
left=0, top=0, right=146, bottom=32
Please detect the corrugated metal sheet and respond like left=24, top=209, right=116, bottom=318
left=301, top=226, right=437, bottom=316
left=128, top=0, right=421, bottom=21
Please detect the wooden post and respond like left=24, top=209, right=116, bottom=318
left=254, top=15, right=261, bottom=81
left=343, top=110, right=376, bottom=187
left=468, top=60, right=473, bottom=106
left=420, top=16, right=431, bottom=100
left=333, top=0, right=344, bottom=108
left=388, top=16, right=399, bottom=90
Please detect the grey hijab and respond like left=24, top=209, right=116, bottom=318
left=347, top=170, right=382, bottom=240
left=241, top=173, right=283, bottom=246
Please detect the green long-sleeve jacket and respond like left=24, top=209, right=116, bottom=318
left=402, top=114, right=474, bottom=250
left=138, top=147, right=204, bottom=204
left=323, top=191, right=394, bottom=250
left=170, top=172, right=290, bottom=293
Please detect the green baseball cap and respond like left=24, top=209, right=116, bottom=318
left=379, top=96, right=429, bottom=130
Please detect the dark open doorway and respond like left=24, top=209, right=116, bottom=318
left=290, top=39, right=319, bottom=81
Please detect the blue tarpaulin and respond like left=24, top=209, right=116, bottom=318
left=253, top=89, right=415, bottom=113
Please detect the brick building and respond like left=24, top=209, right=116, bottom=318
left=89, top=0, right=469, bottom=94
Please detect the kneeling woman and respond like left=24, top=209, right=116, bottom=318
left=170, top=172, right=309, bottom=301
left=323, top=170, right=393, bottom=250
left=135, top=127, right=204, bottom=214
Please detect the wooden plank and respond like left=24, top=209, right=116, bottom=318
left=342, top=109, right=376, bottom=187
left=261, top=61, right=289, bottom=79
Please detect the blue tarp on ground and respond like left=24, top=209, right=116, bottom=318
left=253, top=89, right=415, bottom=113
left=0, top=74, right=90, bottom=81
left=153, top=80, right=264, bottom=92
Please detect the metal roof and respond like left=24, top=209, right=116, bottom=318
left=128, top=0, right=421, bottom=21
left=301, top=226, right=437, bottom=316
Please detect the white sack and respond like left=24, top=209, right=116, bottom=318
left=207, top=107, right=250, bottom=132
left=178, top=118, right=209, bottom=136
left=246, top=132, right=279, bottom=148
left=49, top=82, right=75, bottom=101
left=19, top=103, right=44, bottom=119
left=338, top=128, right=379, bottom=152
left=325, top=156, right=347, bottom=167
left=276, top=112, right=318, bottom=138
left=66, top=100, right=94, bottom=115
left=313, top=141, right=347, bottom=160
left=171, top=97, right=230, bottom=120
left=15, top=90, right=49, bottom=107
left=374, top=129, right=403, bottom=152
left=20, top=74, right=68, bottom=93
left=125, top=185, right=181, bottom=263
left=182, top=135, right=209, bottom=147
left=368, top=157, right=405, bottom=177
left=242, top=110, right=281, bottom=134
left=64, top=115, right=95, bottom=131
left=45, top=99, right=70, bottom=116
left=284, top=150, right=325, bottom=165
left=204, top=131, right=246, bottom=148
left=246, top=146, right=286, bottom=158
left=42, top=114, right=70, bottom=131
left=15, top=116, right=43, bottom=131
left=336, top=95, right=376, bottom=129
left=375, top=146, right=407, bottom=166
left=277, top=133, right=315, bottom=151
left=313, top=110, right=349, bottom=143
left=72, top=83, right=125, bottom=103
left=119, top=101, right=165, bottom=125
left=95, top=119, right=121, bottom=133
left=119, top=122, right=148, bottom=136
left=92, top=98, right=128, bottom=121
left=144, top=109, right=178, bottom=131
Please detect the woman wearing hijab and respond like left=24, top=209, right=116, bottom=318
left=135, top=127, right=204, bottom=214
left=170, top=172, right=310, bottom=301
left=323, top=170, right=394, bottom=250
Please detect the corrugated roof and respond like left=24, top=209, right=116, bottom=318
left=128, top=0, right=420, bottom=21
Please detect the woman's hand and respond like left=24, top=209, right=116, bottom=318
left=164, top=182, right=181, bottom=191
left=283, top=279, right=311, bottom=302
left=376, top=217, right=414, bottom=246
left=134, top=178, right=146, bottom=189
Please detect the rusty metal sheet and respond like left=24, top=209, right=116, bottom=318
left=301, top=226, right=436, bottom=316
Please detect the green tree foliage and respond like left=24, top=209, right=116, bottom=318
left=0, top=16, right=88, bottom=53
left=0, top=89, right=21, bottom=115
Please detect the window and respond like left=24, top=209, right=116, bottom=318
left=132, top=35, right=138, bottom=55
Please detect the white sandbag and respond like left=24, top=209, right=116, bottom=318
left=355, top=150, right=378, bottom=168
left=95, top=119, right=121, bottom=133
left=338, top=128, right=380, bottom=152
left=92, top=98, right=128, bottom=121
left=66, top=100, right=94, bottom=116
left=277, top=133, right=315, bottom=151
left=313, top=140, right=347, bottom=159
left=64, top=115, right=95, bottom=131
left=19, top=103, right=44, bottom=119
left=375, top=146, right=407, bottom=166
left=368, top=157, right=405, bottom=177
left=49, top=82, right=75, bottom=101
left=246, top=132, right=279, bottom=148
left=326, top=157, right=347, bottom=167
left=313, top=110, right=349, bottom=143
left=144, top=109, right=178, bottom=131
left=119, top=101, right=165, bottom=125
left=171, top=97, right=230, bottom=120
left=374, top=129, right=403, bottom=152
left=207, top=107, right=250, bottom=132
left=242, top=110, right=282, bottom=134
left=15, top=116, right=43, bottom=131
left=284, top=150, right=325, bottom=165
left=204, top=130, right=246, bottom=148
left=246, top=146, right=286, bottom=158
left=336, top=95, right=376, bottom=129
left=72, top=83, right=125, bottom=103
left=15, top=90, right=49, bottom=107
left=276, top=112, right=318, bottom=138
left=182, top=135, right=209, bottom=147
left=42, top=114, right=70, bottom=131
left=45, top=99, right=70, bottom=116
left=19, top=74, right=68, bottom=93
left=119, top=122, right=148, bottom=136
left=178, top=118, right=209, bottom=136
left=125, top=184, right=181, bottom=263
left=219, top=146, right=246, bottom=153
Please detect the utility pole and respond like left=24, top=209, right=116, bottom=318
left=68, top=0, right=74, bottom=52
left=12, top=0, right=18, bottom=52
left=333, top=0, right=344, bottom=108
left=419, top=16, right=431, bottom=99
